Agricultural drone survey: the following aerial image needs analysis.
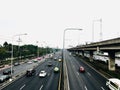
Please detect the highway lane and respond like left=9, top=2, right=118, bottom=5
left=2, top=56, right=61, bottom=90
left=0, top=60, right=41, bottom=75
left=0, top=59, right=42, bottom=87
left=65, top=51, right=108, bottom=90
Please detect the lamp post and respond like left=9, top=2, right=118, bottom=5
left=43, top=41, right=47, bottom=55
left=11, top=33, right=27, bottom=76
left=36, top=41, right=39, bottom=58
left=63, top=28, right=82, bottom=59
left=63, top=28, right=82, bottom=90
left=92, top=18, right=102, bottom=42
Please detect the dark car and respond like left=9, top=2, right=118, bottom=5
left=47, top=61, right=52, bottom=67
left=79, top=66, right=85, bottom=72
left=3, top=69, right=14, bottom=75
left=26, top=68, right=36, bottom=77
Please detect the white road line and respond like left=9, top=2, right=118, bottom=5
left=101, top=87, right=105, bottom=90
left=77, top=72, right=79, bottom=76
left=87, top=72, right=91, bottom=76
left=36, top=73, right=38, bottom=76
left=73, top=65, right=75, bottom=68
left=39, top=85, right=43, bottom=90
left=84, top=86, right=88, bottom=90
left=48, top=73, right=50, bottom=76
left=20, top=84, right=26, bottom=90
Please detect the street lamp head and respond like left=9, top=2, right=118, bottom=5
left=65, top=28, right=82, bottom=31
left=24, top=33, right=27, bottom=35
left=77, top=29, right=83, bottom=30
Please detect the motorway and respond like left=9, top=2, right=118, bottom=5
left=1, top=53, right=62, bottom=90
left=0, top=60, right=38, bottom=76
left=1, top=50, right=110, bottom=90
left=65, top=51, right=108, bottom=90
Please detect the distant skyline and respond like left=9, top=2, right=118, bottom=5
left=0, top=0, right=120, bottom=48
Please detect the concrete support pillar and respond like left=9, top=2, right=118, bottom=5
left=76, top=51, right=79, bottom=55
left=77, top=51, right=80, bottom=56
left=108, top=51, right=115, bottom=71
left=89, top=51, right=93, bottom=62
left=81, top=51, right=84, bottom=57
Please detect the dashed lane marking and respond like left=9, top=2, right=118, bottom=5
left=101, top=87, right=105, bottom=90
left=39, top=85, right=43, bottom=90
left=84, top=85, right=88, bottom=90
left=20, top=84, right=26, bottom=90
left=87, top=72, right=91, bottom=76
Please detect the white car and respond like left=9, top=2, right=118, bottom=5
left=27, top=61, right=32, bottom=64
left=39, top=71, right=47, bottom=77
left=0, top=74, right=11, bottom=83
left=54, top=67, right=59, bottom=73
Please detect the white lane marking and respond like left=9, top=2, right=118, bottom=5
left=77, top=72, right=79, bottom=76
left=39, top=85, right=43, bottom=90
left=73, top=65, right=75, bottom=68
left=36, top=72, right=38, bottom=76
left=101, top=87, right=105, bottom=90
left=48, top=73, right=50, bottom=76
left=87, top=72, right=91, bottom=76
left=20, top=84, right=26, bottom=90
left=84, top=86, right=88, bottom=90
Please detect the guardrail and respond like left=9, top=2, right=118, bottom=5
left=63, top=58, right=70, bottom=90
left=58, top=59, right=63, bottom=90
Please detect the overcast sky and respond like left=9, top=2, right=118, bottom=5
left=0, top=0, right=120, bottom=48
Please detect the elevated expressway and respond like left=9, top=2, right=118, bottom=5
left=68, top=37, right=120, bottom=71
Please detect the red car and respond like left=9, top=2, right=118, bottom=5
left=80, top=66, right=85, bottom=72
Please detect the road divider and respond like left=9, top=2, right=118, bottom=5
left=64, top=59, right=70, bottom=90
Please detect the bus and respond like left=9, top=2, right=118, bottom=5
left=106, top=78, right=120, bottom=90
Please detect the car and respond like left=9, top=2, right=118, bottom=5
left=79, top=66, right=85, bottom=72
left=54, top=67, right=59, bottom=73
left=106, top=78, right=120, bottom=90
left=37, top=57, right=42, bottom=60
left=26, top=68, right=36, bottom=77
left=14, top=62, right=20, bottom=66
left=27, top=61, right=32, bottom=64
left=47, top=61, right=52, bottom=67
left=33, top=59, right=38, bottom=62
left=58, top=59, right=62, bottom=62
left=54, top=57, right=57, bottom=60
left=0, top=65, right=5, bottom=68
left=0, top=74, right=11, bottom=83
left=3, top=69, right=14, bottom=75
left=39, top=70, right=47, bottom=77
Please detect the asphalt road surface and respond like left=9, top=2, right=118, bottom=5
left=2, top=53, right=62, bottom=90
left=65, top=51, right=108, bottom=90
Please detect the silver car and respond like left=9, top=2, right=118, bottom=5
left=0, top=74, right=11, bottom=83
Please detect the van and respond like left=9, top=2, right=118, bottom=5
left=106, top=78, right=120, bottom=90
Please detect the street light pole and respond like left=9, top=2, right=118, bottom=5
left=11, top=33, right=27, bottom=76
left=100, top=19, right=102, bottom=41
left=36, top=41, right=39, bottom=58
left=63, top=28, right=82, bottom=60
left=17, top=36, right=22, bottom=62
left=63, top=28, right=82, bottom=90
left=92, top=18, right=102, bottom=42
left=43, top=41, right=47, bottom=55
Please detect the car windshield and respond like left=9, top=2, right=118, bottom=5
left=41, top=71, right=45, bottom=73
